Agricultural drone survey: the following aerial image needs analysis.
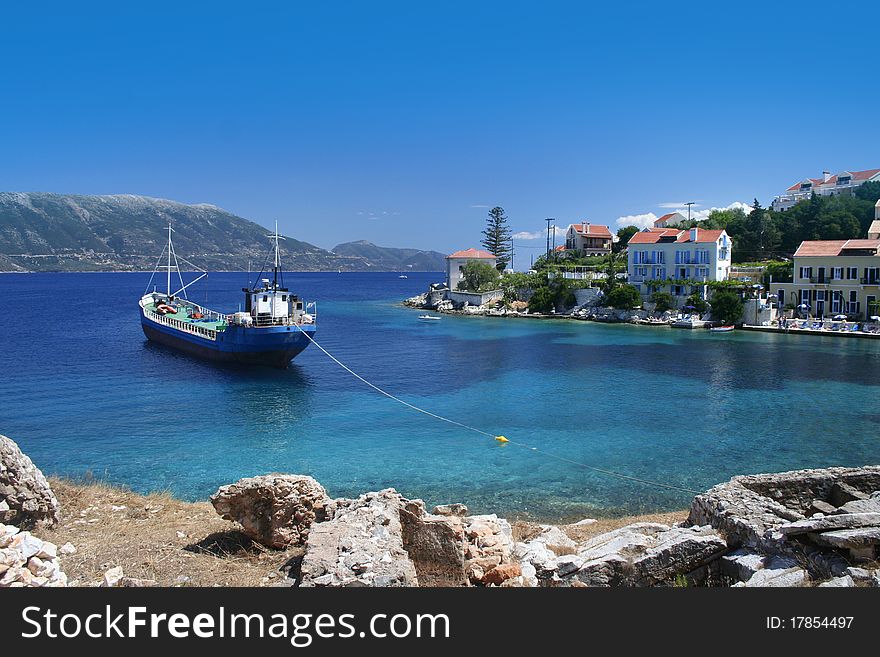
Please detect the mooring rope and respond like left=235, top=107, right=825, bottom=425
left=294, top=325, right=702, bottom=495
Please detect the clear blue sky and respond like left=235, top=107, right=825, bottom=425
left=2, top=1, right=877, bottom=256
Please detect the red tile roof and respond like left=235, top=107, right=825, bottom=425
left=793, top=241, right=847, bottom=257
left=627, top=228, right=725, bottom=245
left=569, top=222, right=612, bottom=238
left=841, top=239, right=880, bottom=251
left=654, top=213, right=681, bottom=227
left=447, top=248, right=497, bottom=259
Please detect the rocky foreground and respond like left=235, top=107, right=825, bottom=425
left=3, top=433, right=880, bottom=588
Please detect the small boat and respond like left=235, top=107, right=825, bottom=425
left=399, top=274, right=408, bottom=279
left=709, top=325, right=735, bottom=333
left=418, top=314, right=441, bottom=321
left=671, top=316, right=707, bottom=329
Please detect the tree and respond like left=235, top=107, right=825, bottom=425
left=613, top=225, right=638, bottom=253
left=684, top=293, right=708, bottom=315
left=604, top=284, right=641, bottom=310
left=457, top=260, right=500, bottom=292
left=650, top=291, right=674, bottom=312
left=481, top=206, right=513, bottom=271
left=709, top=290, right=743, bottom=325
left=602, top=251, right=626, bottom=292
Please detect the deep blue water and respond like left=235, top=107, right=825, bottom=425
left=1, top=271, right=880, bottom=520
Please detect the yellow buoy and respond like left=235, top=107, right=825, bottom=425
left=495, top=435, right=509, bottom=443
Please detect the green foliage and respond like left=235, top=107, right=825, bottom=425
left=525, top=277, right=577, bottom=313
left=480, top=206, right=513, bottom=271
left=709, top=290, right=743, bottom=325
left=604, top=284, right=641, bottom=310
left=457, top=260, right=500, bottom=292
left=650, top=291, right=674, bottom=312
left=613, top=225, right=638, bottom=253
left=684, top=293, right=708, bottom=315
left=499, top=270, right=543, bottom=302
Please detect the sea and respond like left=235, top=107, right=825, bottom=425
left=2, top=271, right=879, bottom=521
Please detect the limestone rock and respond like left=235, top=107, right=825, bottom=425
left=0, top=523, right=67, bottom=587
left=482, top=562, right=521, bottom=586
left=779, top=512, right=880, bottom=536
left=102, top=566, right=124, bottom=587
left=0, top=434, right=60, bottom=528
left=299, top=489, right=418, bottom=587
left=211, top=474, right=331, bottom=549
left=735, top=566, right=808, bottom=587
left=818, top=575, right=855, bottom=587
left=720, top=548, right=766, bottom=582
left=400, top=500, right=468, bottom=586
left=432, top=503, right=468, bottom=517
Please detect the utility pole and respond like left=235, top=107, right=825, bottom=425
left=509, top=237, right=515, bottom=271
left=685, top=202, right=695, bottom=223
left=545, top=217, right=555, bottom=262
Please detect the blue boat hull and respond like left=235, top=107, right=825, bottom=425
left=141, top=315, right=315, bottom=368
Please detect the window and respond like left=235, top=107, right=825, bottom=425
left=848, top=267, right=858, bottom=280
left=799, top=266, right=812, bottom=280
left=833, top=267, right=843, bottom=280
left=831, top=291, right=841, bottom=313
left=837, top=176, right=851, bottom=186
left=697, top=268, right=708, bottom=279
left=281, top=295, right=287, bottom=302
left=800, top=289, right=810, bottom=305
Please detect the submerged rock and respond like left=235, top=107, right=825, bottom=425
left=211, top=474, right=331, bottom=549
left=0, top=434, right=60, bottom=528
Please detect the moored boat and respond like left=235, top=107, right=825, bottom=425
left=709, top=325, right=735, bottom=332
left=138, top=224, right=316, bottom=367
left=418, top=314, right=441, bottom=321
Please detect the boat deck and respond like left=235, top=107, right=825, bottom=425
left=145, top=302, right=227, bottom=331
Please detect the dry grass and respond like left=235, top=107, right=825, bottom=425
left=32, top=478, right=303, bottom=587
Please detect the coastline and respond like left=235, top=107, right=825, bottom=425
left=32, top=477, right=688, bottom=587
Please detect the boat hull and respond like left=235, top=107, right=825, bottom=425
left=141, top=313, right=315, bottom=368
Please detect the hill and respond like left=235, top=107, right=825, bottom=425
left=331, top=240, right=446, bottom=271
left=0, top=193, right=441, bottom=272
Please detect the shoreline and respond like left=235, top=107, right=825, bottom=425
left=32, top=477, right=688, bottom=587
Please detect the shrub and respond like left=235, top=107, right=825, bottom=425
left=709, top=290, right=743, bottom=325
left=604, top=284, right=641, bottom=310
left=650, top=291, right=674, bottom=312
left=684, top=293, right=708, bottom=315
left=457, top=260, right=500, bottom=292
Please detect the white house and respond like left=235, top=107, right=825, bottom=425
left=563, top=222, right=613, bottom=255
left=771, top=168, right=880, bottom=211
left=653, top=212, right=685, bottom=228
left=446, top=248, right=497, bottom=290
left=868, top=199, right=880, bottom=240
left=627, top=227, right=733, bottom=299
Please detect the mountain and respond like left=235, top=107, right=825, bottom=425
left=0, top=193, right=442, bottom=272
left=331, top=240, right=447, bottom=271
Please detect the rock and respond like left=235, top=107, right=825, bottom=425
left=818, top=575, right=855, bottom=587
left=836, top=497, right=880, bottom=515
left=59, top=542, right=76, bottom=555
left=779, top=513, right=880, bottom=536
left=809, top=500, right=838, bottom=516
left=571, top=518, right=597, bottom=527
left=537, top=522, right=726, bottom=587
left=689, top=466, right=880, bottom=552
left=211, top=474, right=331, bottom=549
left=11, top=532, right=44, bottom=559
left=720, top=548, right=766, bottom=582
left=807, top=527, right=880, bottom=561
left=736, top=566, right=809, bottom=587
left=432, top=503, right=468, bottom=517
left=481, top=562, right=521, bottom=586
left=0, top=434, right=60, bottom=528
left=845, top=567, right=874, bottom=583
left=520, top=562, right=538, bottom=587
left=829, top=481, right=868, bottom=507
left=121, top=577, right=158, bottom=587
left=460, top=515, right=514, bottom=585
left=399, top=501, right=468, bottom=587
left=299, top=489, right=418, bottom=587
left=102, top=566, right=124, bottom=587
left=0, top=524, right=67, bottom=587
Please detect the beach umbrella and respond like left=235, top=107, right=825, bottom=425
left=833, top=314, right=847, bottom=320
left=871, top=315, right=880, bottom=321
left=798, top=303, right=810, bottom=310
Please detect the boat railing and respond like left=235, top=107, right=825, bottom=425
left=143, top=306, right=224, bottom=340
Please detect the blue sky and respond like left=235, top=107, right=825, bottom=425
left=1, top=1, right=878, bottom=259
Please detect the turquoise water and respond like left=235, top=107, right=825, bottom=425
left=1, top=272, right=879, bottom=520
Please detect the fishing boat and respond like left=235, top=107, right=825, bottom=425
left=671, top=316, right=707, bottom=329
left=398, top=274, right=408, bottom=279
left=418, top=314, right=441, bottom=321
left=138, top=223, right=316, bottom=367
left=709, top=325, right=735, bottom=333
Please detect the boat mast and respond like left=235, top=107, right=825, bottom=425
left=167, top=223, right=173, bottom=297
left=273, top=221, right=280, bottom=288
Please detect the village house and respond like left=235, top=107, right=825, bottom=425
left=771, top=167, right=880, bottom=212
left=775, top=203, right=880, bottom=319
left=653, top=212, right=685, bottom=228
left=626, top=227, right=733, bottom=300
left=563, top=222, right=613, bottom=255
left=445, top=248, right=497, bottom=290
